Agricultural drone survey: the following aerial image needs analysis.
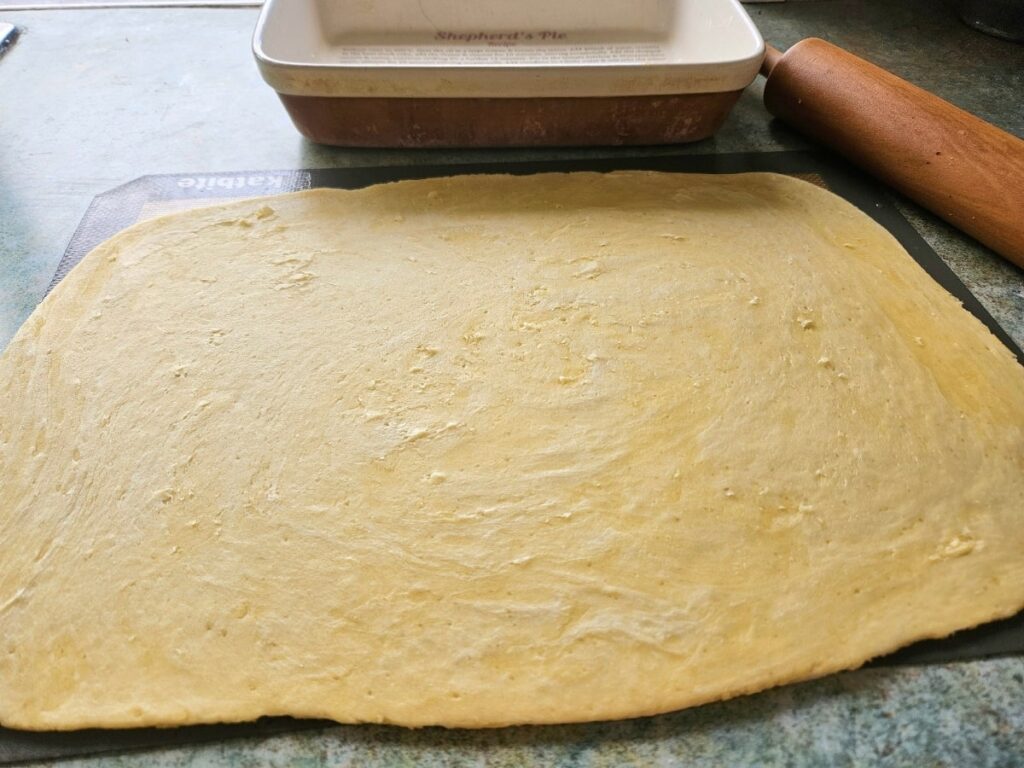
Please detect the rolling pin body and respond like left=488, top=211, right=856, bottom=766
left=762, top=38, right=1024, bottom=270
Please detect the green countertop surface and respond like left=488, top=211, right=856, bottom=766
left=1, top=0, right=1022, bottom=765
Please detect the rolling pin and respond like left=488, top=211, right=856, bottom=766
left=761, top=38, right=1024, bottom=271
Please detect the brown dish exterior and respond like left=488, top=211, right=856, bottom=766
left=278, top=91, right=741, bottom=147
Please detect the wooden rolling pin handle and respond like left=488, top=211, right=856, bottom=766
left=761, top=39, right=1024, bottom=271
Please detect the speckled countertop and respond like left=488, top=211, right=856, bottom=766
left=1, top=0, right=1022, bottom=765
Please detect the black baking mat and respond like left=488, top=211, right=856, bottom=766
left=6, top=151, right=1021, bottom=765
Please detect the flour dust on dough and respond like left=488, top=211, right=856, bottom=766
left=1, top=172, right=1022, bottom=731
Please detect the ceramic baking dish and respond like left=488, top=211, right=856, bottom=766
left=253, top=0, right=765, bottom=147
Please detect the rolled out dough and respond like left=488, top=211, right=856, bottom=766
left=1, top=172, right=1022, bottom=731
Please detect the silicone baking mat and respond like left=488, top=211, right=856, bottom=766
left=5, top=151, right=1021, bottom=765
